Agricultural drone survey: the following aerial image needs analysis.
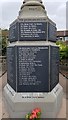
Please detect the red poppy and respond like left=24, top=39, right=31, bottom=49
left=34, top=108, right=41, bottom=113
left=32, top=110, right=37, bottom=115
left=31, top=114, right=37, bottom=119
left=25, top=108, right=41, bottom=120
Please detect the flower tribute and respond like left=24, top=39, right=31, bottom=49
left=25, top=108, right=41, bottom=120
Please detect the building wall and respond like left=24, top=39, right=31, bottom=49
left=57, top=30, right=68, bottom=42
left=66, top=2, right=68, bottom=29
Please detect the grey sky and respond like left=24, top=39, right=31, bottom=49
left=0, top=0, right=67, bottom=30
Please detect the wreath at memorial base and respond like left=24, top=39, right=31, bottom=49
left=25, top=108, right=41, bottom=120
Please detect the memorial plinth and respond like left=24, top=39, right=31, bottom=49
left=4, top=0, right=63, bottom=118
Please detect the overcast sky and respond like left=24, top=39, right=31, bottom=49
left=0, top=0, right=67, bottom=30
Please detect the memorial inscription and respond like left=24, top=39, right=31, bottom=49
left=17, top=46, right=49, bottom=92
left=50, top=46, right=59, bottom=90
left=7, top=45, right=59, bottom=92
left=9, top=23, right=18, bottom=42
left=9, top=21, right=47, bottom=42
left=48, top=23, right=56, bottom=41
left=7, top=47, right=16, bottom=91
left=19, top=22, right=47, bottom=40
left=9, top=20, right=56, bottom=42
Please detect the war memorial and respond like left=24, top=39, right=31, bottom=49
left=4, top=0, right=63, bottom=118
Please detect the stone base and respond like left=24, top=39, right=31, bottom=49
left=3, top=83, right=63, bottom=118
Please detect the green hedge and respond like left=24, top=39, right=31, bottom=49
left=56, top=40, right=68, bottom=60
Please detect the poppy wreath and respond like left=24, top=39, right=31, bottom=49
left=25, top=108, right=41, bottom=120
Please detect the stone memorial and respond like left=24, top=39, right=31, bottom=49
left=4, top=0, right=63, bottom=118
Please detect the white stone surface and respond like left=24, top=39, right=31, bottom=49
left=4, top=83, right=63, bottom=118
left=19, top=0, right=46, bottom=19
left=8, top=41, right=57, bottom=47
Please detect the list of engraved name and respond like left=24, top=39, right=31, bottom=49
left=20, top=22, right=45, bottom=38
left=18, top=47, right=48, bottom=86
